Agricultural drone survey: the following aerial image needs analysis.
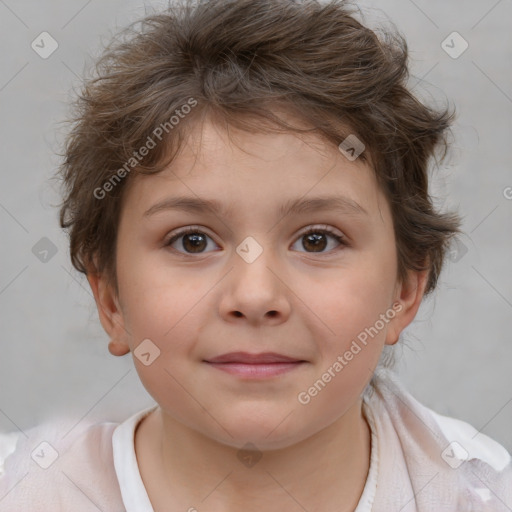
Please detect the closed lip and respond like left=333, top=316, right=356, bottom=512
left=204, top=352, right=305, bottom=364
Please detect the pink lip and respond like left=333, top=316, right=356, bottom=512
left=205, top=352, right=303, bottom=364
left=204, top=352, right=306, bottom=379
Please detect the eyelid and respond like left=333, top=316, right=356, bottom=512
left=163, top=225, right=218, bottom=246
left=296, top=224, right=344, bottom=238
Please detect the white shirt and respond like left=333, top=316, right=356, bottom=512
left=110, top=404, right=379, bottom=511
left=1, top=368, right=510, bottom=511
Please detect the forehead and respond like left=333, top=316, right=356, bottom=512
left=122, top=114, right=388, bottom=223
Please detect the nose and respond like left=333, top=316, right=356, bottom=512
left=218, top=241, right=291, bottom=326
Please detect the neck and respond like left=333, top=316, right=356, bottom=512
left=136, top=399, right=372, bottom=512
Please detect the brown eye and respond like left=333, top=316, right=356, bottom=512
left=181, top=232, right=207, bottom=253
left=302, top=232, right=328, bottom=252
left=165, top=225, right=347, bottom=256
left=165, top=228, right=218, bottom=254
left=292, top=227, right=347, bottom=254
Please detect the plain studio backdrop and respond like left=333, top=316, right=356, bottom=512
left=0, top=0, right=511, bottom=453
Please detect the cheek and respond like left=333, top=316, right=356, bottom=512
left=318, top=261, right=396, bottom=331
left=117, top=252, right=202, bottom=338
left=120, top=274, right=206, bottom=416
left=296, top=276, right=393, bottom=416
left=304, top=259, right=397, bottom=384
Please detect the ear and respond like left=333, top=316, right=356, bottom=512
left=385, top=268, right=429, bottom=346
left=87, top=272, right=131, bottom=356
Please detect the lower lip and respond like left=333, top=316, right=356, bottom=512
left=205, top=361, right=304, bottom=378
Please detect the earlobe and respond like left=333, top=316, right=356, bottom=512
left=108, top=338, right=131, bottom=356
left=385, top=269, right=429, bottom=346
left=86, top=271, right=131, bottom=356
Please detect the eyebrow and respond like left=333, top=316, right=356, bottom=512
left=143, top=194, right=368, bottom=219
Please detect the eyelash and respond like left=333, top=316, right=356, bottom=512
left=164, top=225, right=348, bottom=256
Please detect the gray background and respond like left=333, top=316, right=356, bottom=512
left=0, top=0, right=511, bottom=452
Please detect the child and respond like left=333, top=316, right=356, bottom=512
left=1, top=0, right=511, bottom=510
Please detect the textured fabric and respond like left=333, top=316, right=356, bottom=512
left=0, top=418, right=124, bottom=511
left=0, top=369, right=510, bottom=511
left=367, top=369, right=512, bottom=511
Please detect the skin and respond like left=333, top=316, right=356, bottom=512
left=88, top=113, right=427, bottom=512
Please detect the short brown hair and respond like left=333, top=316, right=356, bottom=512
left=57, top=0, right=461, bottom=300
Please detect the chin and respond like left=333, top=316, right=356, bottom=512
left=206, top=413, right=309, bottom=452
left=215, top=429, right=305, bottom=453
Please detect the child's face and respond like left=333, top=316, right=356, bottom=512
left=91, top=114, right=425, bottom=449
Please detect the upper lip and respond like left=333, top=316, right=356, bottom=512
left=205, top=352, right=304, bottom=364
